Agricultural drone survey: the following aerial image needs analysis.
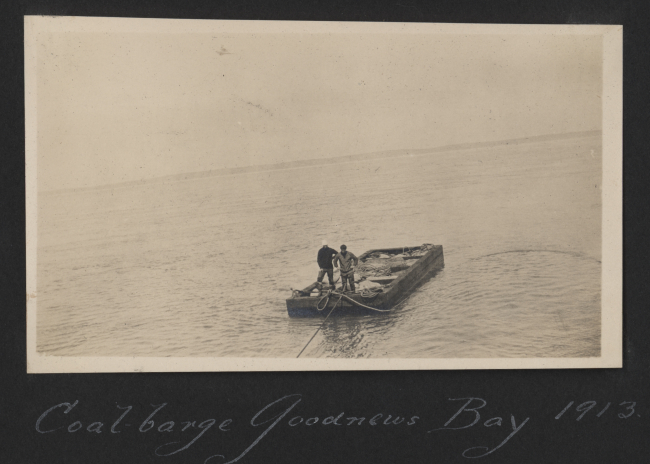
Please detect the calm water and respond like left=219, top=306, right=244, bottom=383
left=37, top=134, right=602, bottom=358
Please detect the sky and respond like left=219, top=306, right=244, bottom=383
left=34, top=27, right=603, bottom=190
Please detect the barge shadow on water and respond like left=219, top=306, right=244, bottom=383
left=287, top=244, right=444, bottom=317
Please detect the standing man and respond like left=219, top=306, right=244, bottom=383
left=334, top=244, right=359, bottom=293
left=317, top=240, right=338, bottom=290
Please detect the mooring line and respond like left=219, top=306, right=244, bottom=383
left=296, top=294, right=343, bottom=358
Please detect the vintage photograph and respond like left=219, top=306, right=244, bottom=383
left=25, top=18, right=622, bottom=372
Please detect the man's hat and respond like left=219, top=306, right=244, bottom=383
left=340, top=244, right=347, bottom=250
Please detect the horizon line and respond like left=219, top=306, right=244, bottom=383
left=41, top=129, right=601, bottom=194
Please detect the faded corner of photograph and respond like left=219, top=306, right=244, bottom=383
left=31, top=20, right=606, bottom=365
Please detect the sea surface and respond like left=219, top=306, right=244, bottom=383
left=37, top=133, right=602, bottom=358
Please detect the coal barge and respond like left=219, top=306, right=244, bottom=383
left=287, top=244, right=444, bottom=317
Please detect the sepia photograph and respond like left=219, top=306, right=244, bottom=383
left=25, top=17, right=622, bottom=372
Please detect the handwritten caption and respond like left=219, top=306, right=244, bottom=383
left=35, top=395, right=640, bottom=462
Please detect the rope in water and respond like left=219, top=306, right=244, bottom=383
left=296, top=292, right=343, bottom=358
left=296, top=289, right=390, bottom=358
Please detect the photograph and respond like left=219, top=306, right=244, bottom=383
left=25, top=17, right=622, bottom=372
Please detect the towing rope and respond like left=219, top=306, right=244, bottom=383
left=335, top=291, right=390, bottom=312
left=296, top=290, right=391, bottom=358
left=296, top=293, right=343, bottom=358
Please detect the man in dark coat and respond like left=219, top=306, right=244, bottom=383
left=317, top=240, right=338, bottom=290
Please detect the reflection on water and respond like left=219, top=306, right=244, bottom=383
left=37, top=133, right=602, bottom=358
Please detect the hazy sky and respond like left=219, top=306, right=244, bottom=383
left=35, top=28, right=602, bottom=190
